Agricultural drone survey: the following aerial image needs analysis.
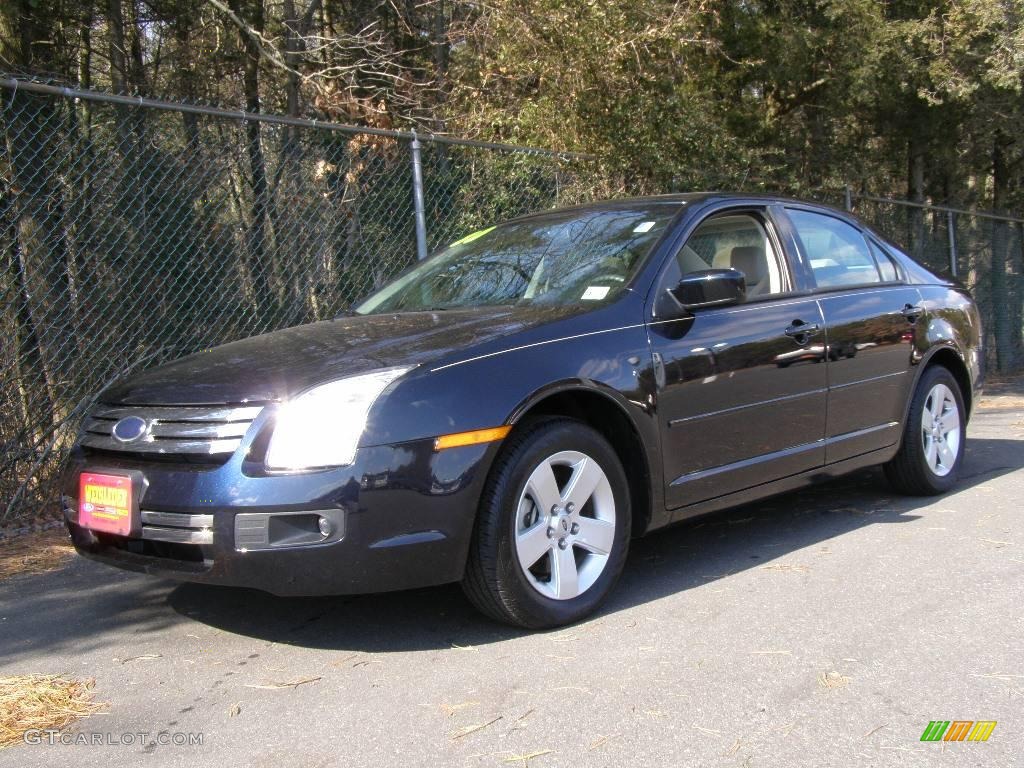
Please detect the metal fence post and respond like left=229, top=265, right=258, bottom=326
left=844, top=185, right=853, bottom=212
left=409, top=131, right=429, bottom=261
left=947, top=211, right=958, bottom=278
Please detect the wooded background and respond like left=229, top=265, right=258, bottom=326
left=3, top=1, right=1022, bottom=209
left=1, top=0, right=1023, bottom=523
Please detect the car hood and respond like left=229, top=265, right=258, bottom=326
left=100, top=306, right=576, bottom=405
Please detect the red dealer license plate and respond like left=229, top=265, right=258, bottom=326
left=79, top=472, right=134, bottom=536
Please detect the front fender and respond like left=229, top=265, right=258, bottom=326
left=362, top=316, right=654, bottom=446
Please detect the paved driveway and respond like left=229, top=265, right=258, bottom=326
left=2, top=395, right=1022, bottom=767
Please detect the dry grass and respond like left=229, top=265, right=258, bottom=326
left=0, top=528, right=75, bottom=582
left=762, top=563, right=810, bottom=573
left=976, top=379, right=1024, bottom=410
left=0, top=675, right=105, bottom=749
left=450, top=715, right=502, bottom=740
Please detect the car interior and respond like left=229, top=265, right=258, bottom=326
left=678, top=214, right=784, bottom=296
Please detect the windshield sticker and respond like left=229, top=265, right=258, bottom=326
left=450, top=225, right=496, bottom=248
left=581, top=286, right=611, bottom=301
left=632, top=221, right=656, bottom=233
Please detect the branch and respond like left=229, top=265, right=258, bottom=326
left=205, top=0, right=302, bottom=81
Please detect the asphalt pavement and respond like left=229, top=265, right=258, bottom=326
left=1, top=391, right=1022, bottom=767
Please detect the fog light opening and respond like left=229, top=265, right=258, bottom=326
left=318, top=517, right=333, bottom=537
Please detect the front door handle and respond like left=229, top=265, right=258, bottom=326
left=784, top=320, right=821, bottom=341
left=901, top=303, right=924, bottom=323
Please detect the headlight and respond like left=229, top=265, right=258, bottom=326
left=266, top=367, right=412, bottom=470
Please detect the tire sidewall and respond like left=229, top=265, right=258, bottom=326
left=490, top=420, right=631, bottom=628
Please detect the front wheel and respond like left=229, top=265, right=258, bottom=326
left=462, top=418, right=631, bottom=629
left=884, top=366, right=966, bottom=495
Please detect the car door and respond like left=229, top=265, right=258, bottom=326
left=783, top=207, right=921, bottom=463
left=649, top=207, right=828, bottom=511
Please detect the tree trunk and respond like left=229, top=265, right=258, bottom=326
left=907, top=137, right=926, bottom=260
left=1011, top=223, right=1024, bottom=369
left=228, top=0, right=275, bottom=316
left=990, top=133, right=1015, bottom=372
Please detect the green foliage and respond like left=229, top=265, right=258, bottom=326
left=447, top=1, right=759, bottom=191
left=447, top=0, right=1023, bottom=211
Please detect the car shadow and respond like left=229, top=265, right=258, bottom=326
left=161, top=435, right=1024, bottom=652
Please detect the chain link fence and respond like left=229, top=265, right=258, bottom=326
left=2, top=77, right=1022, bottom=525
left=849, top=193, right=1024, bottom=375
left=0, top=77, right=607, bottom=524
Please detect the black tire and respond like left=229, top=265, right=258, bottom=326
left=884, top=365, right=966, bottom=495
left=462, top=418, right=631, bottom=629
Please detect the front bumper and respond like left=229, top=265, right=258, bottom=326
left=63, top=438, right=496, bottom=596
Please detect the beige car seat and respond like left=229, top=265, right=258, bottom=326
left=713, top=245, right=768, bottom=296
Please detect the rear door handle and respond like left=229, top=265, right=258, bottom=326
left=784, top=320, right=821, bottom=339
left=901, top=303, right=924, bottom=323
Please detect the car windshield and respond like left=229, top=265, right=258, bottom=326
left=354, top=205, right=679, bottom=314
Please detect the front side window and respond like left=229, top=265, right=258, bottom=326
left=355, top=206, right=679, bottom=314
left=788, top=209, right=880, bottom=288
left=668, top=212, right=786, bottom=298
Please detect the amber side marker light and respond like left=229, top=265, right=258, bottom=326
left=434, top=425, right=512, bottom=451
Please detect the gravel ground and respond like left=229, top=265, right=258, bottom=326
left=1, top=393, right=1021, bottom=767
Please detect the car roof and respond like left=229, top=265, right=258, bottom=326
left=507, top=192, right=852, bottom=222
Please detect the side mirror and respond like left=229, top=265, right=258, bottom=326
left=667, top=268, right=746, bottom=312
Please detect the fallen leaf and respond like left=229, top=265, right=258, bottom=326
left=819, top=671, right=851, bottom=689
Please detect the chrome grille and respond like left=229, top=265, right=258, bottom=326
left=64, top=499, right=215, bottom=545
left=80, top=403, right=265, bottom=455
left=140, top=510, right=214, bottom=545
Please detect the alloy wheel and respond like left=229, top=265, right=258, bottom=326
left=921, top=382, right=961, bottom=477
left=514, top=450, right=616, bottom=600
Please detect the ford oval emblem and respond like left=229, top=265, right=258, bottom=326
left=112, top=415, right=149, bottom=443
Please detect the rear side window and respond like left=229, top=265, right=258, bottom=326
left=869, top=239, right=900, bottom=282
left=787, top=209, right=880, bottom=288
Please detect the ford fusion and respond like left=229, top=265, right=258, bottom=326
left=64, top=194, right=982, bottom=628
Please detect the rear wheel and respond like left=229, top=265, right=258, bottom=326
left=884, top=366, right=966, bottom=495
left=462, top=418, right=631, bottom=628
